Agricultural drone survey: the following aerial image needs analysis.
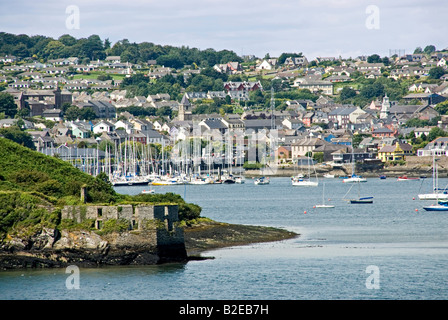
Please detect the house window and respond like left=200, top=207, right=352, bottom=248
left=98, top=208, right=103, bottom=217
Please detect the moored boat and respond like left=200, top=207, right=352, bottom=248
left=292, top=177, right=319, bottom=187
left=235, top=176, right=245, bottom=184
left=397, top=176, right=419, bottom=181
left=350, top=197, right=374, bottom=204
left=423, top=203, right=448, bottom=211
left=342, top=174, right=367, bottom=183
left=254, top=177, right=270, bottom=185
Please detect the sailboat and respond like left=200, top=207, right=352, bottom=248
left=342, top=144, right=366, bottom=183
left=343, top=180, right=373, bottom=204
left=292, top=156, right=319, bottom=186
left=315, top=182, right=334, bottom=208
left=254, top=176, right=270, bottom=185
left=418, top=156, right=448, bottom=200
left=422, top=156, right=448, bottom=211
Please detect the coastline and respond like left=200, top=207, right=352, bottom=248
left=243, top=156, right=448, bottom=178
left=0, top=221, right=298, bottom=269
left=184, top=220, right=299, bottom=257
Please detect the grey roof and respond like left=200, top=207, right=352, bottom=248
left=201, top=119, right=227, bottom=129
left=180, top=94, right=191, bottom=106
left=328, top=107, right=357, bottom=115
left=389, top=105, right=421, bottom=115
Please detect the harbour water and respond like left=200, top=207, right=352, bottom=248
left=1, top=176, right=448, bottom=300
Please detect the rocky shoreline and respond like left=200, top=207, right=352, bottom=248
left=0, top=221, right=298, bottom=270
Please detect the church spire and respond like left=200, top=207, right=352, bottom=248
left=380, top=94, right=390, bottom=119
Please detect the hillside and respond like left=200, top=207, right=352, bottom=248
left=0, top=137, right=118, bottom=202
left=0, top=137, right=201, bottom=239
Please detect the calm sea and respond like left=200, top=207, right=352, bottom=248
left=1, top=176, right=448, bottom=300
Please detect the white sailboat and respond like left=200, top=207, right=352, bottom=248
left=342, top=143, right=366, bottom=183
left=292, top=156, right=318, bottom=187
left=418, top=155, right=448, bottom=200
left=254, top=176, right=270, bottom=185
left=421, top=156, right=448, bottom=211
left=315, top=182, right=334, bottom=208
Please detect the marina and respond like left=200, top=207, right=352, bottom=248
left=2, top=176, right=448, bottom=300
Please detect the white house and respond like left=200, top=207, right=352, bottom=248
left=152, top=120, right=164, bottom=131
left=437, top=58, right=447, bottom=68
left=417, top=137, right=448, bottom=156
left=93, top=120, right=115, bottom=134
left=114, top=120, right=134, bottom=134
left=256, top=59, right=275, bottom=70
left=293, top=78, right=333, bottom=95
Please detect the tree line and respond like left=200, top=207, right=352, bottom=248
left=0, top=32, right=242, bottom=68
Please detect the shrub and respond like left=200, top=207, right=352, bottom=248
left=37, top=179, right=63, bottom=197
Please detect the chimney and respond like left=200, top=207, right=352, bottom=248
left=80, top=185, right=87, bottom=204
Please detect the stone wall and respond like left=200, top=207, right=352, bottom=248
left=61, top=204, right=179, bottom=230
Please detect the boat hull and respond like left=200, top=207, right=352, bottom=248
left=350, top=199, right=373, bottom=204
left=423, top=205, right=448, bottom=211
left=254, top=178, right=269, bottom=185
left=397, top=177, right=419, bottom=181
left=418, top=193, right=448, bottom=200
left=292, top=181, right=318, bottom=187
left=343, top=178, right=367, bottom=183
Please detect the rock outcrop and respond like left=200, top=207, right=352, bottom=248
left=0, top=227, right=188, bottom=269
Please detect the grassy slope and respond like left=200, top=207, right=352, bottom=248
left=0, top=137, right=117, bottom=201
left=0, top=137, right=202, bottom=237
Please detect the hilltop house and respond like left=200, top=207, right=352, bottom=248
left=223, top=81, right=262, bottom=92
left=256, top=59, right=277, bottom=70
left=292, top=78, right=333, bottom=95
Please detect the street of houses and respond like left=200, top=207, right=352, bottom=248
left=1, top=49, right=448, bottom=172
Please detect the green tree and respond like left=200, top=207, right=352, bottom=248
left=360, top=82, right=384, bottom=100
left=427, top=127, right=447, bottom=142
left=43, top=40, right=65, bottom=59
left=428, top=67, right=446, bottom=80
left=155, top=106, right=172, bottom=117
left=0, top=92, right=17, bottom=118
left=79, top=107, right=97, bottom=121
left=435, top=101, right=448, bottom=115
left=367, top=54, right=381, bottom=63
left=0, top=126, right=35, bottom=150
left=64, top=106, right=80, bottom=121
left=340, top=87, right=357, bottom=101
left=58, top=34, right=77, bottom=46
left=414, top=47, right=423, bottom=54
left=424, top=45, right=436, bottom=55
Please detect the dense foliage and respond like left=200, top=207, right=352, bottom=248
left=0, top=138, right=202, bottom=238
left=0, top=32, right=241, bottom=67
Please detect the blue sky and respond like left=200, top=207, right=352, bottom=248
left=1, top=0, right=446, bottom=59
